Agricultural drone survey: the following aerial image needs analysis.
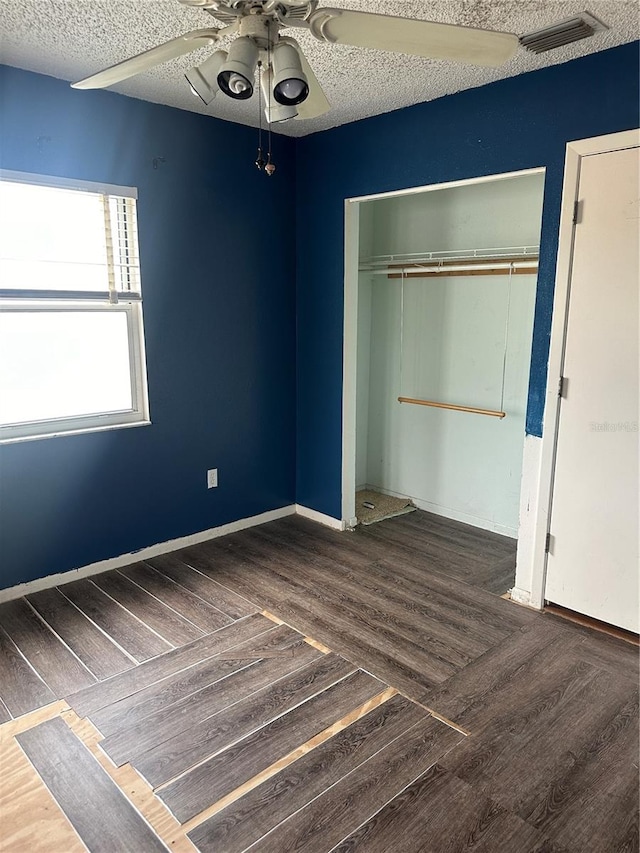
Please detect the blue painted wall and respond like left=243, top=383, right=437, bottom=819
left=0, top=66, right=297, bottom=589
left=1, top=43, right=639, bottom=588
left=295, top=42, right=640, bottom=519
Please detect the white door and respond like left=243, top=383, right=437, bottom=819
left=545, top=144, right=639, bottom=632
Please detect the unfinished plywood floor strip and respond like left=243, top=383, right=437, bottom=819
left=16, top=717, right=169, bottom=852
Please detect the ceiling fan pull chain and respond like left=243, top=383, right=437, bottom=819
left=264, top=32, right=276, bottom=176
left=255, top=60, right=265, bottom=169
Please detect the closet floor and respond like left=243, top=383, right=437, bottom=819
left=0, top=513, right=637, bottom=853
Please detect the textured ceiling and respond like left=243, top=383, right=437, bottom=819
left=0, top=1, right=638, bottom=136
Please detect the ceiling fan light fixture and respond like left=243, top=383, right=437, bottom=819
left=217, top=36, right=258, bottom=100
left=271, top=41, right=309, bottom=106
left=185, top=49, right=227, bottom=104
left=260, top=66, right=298, bottom=122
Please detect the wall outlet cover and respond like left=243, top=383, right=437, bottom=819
left=207, top=468, right=218, bottom=489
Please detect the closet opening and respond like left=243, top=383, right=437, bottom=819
left=342, top=169, right=546, bottom=596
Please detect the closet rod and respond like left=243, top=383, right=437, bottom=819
left=398, top=396, right=506, bottom=419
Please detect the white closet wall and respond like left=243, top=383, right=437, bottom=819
left=356, top=173, right=545, bottom=536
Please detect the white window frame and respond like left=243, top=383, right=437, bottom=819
left=0, top=170, right=150, bottom=443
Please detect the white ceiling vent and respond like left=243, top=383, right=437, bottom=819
left=520, top=11, right=608, bottom=54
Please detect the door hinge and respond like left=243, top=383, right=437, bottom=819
left=558, top=376, right=568, bottom=398
left=573, top=199, right=583, bottom=225
left=545, top=532, right=555, bottom=555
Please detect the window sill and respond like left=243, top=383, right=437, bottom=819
left=0, top=419, right=152, bottom=445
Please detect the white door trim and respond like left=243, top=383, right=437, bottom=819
left=342, top=197, right=360, bottom=527
left=521, top=128, right=640, bottom=610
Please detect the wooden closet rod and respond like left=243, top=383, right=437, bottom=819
left=398, top=396, right=506, bottom=419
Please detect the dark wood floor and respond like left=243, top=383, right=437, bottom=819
left=1, top=510, right=638, bottom=852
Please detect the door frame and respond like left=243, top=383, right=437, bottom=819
left=341, top=167, right=545, bottom=533
left=522, top=128, right=640, bottom=610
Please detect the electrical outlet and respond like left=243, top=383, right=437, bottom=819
left=207, top=468, right=218, bottom=489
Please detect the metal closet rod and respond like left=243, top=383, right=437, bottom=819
left=398, top=396, right=506, bottom=419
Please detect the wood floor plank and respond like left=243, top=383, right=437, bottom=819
left=119, top=562, right=233, bottom=633
left=0, top=598, right=95, bottom=696
left=271, top=597, right=448, bottom=704
left=92, top=570, right=204, bottom=647
left=522, top=693, right=638, bottom=853
left=186, top=546, right=304, bottom=613
left=443, top=664, right=639, bottom=853
left=93, top=624, right=301, bottom=734
left=420, top=617, right=576, bottom=729
left=184, top=541, right=461, bottom=693
left=102, top=641, right=322, bottom=767
left=160, top=668, right=386, bottom=822
left=61, top=579, right=172, bottom=662
left=227, top=529, right=482, bottom=668
left=286, top=584, right=460, bottom=684
left=213, top=537, right=465, bottom=686
left=253, top=521, right=513, bottom=650
left=390, top=509, right=516, bottom=563
left=353, top=517, right=503, bottom=587
left=27, top=587, right=135, bottom=681
left=16, top=717, right=168, bottom=853
left=186, top=694, right=428, bottom=850
left=134, top=653, right=357, bottom=788
left=93, top=656, right=258, bottom=740
left=545, top=613, right=640, bottom=681
left=66, top=613, right=273, bottom=718
left=0, top=627, right=56, bottom=717
left=332, top=763, right=551, bottom=853
left=93, top=625, right=307, bottom=738
left=244, top=715, right=464, bottom=853
left=218, top=519, right=531, bottom=643
left=146, top=552, right=257, bottom=619
left=281, top=515, right=532, bottom=630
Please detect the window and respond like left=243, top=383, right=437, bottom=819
left=0, top=171, right=150, bottom=442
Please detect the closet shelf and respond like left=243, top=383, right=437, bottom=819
left=360, top=245, right=539, bottom=278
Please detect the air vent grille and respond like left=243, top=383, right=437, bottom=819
left=520, top=11, right=608, bottom=54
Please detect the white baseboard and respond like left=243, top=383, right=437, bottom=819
left=365, top=484, right=518, bottom=539
left=294, top=504, right=346, bottom=531
left=0, top=505, right=296, bottom=604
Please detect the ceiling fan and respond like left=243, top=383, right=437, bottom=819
left=71, top=0, right=521, bottom=126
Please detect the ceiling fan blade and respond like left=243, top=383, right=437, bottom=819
left=71, top=28, right=222, bottom=90
left=280, top=38, right=330, bottom=120
left=308, top=8, right=519, bottom=67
